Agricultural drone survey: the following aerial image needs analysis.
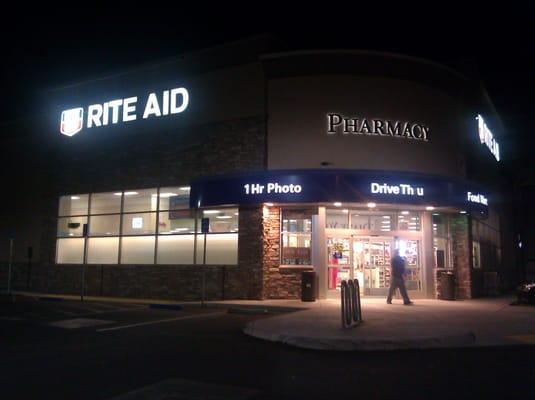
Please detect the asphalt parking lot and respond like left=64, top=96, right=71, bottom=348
left=1, top=294, right=534, bottom=400
left=0, top=295, right=229, bottom=335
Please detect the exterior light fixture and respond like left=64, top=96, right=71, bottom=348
left=179, top=186, right=191, bottom=191
left=71, top=196, right=80, bottom=200
left=367, top=202, right=376, bottom=208
left=401, top=211, right=409, bottom=215
left=460, top=210, right=467, bottom=214
left=216, top=215, right=232, bottom=219
left=333, top=202, right=342, bottom=207
left=426, top=206, right=435, bottom=211
left=203, top=210, right=220, bottom=214
left=158, top=193, right=178, bottom=198
left=264, top=202, right=274, bottom=207
left=342, top=209, right=349, bottom=214
left=124, top=191, right=139, bottom=196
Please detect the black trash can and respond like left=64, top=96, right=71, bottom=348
left=301, top=271, right=316, bottom=302
left=440, top=271, right=455, bottom=300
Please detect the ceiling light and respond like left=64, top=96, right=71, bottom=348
left=265, top=203, right=274, bottom=207
left=234, top=212, right=239, bottom=216
left=401, top=211, right=409, bottom=215
left=114, top=192, right=122, bottom=196
left=426, top=206, right=435, bottom=211
left=367, top=202, right=376, bottom=208
left=383, top=215, right=390, bottom=219
left=159, top=193, right=178, bottom=198
left=203, top=210, right=220, bottom=214
left=432, top=213, right=439, bottom=216
left=179, top=187, right=191, bottom=191
left=216, top=215, right=232, bottom=219
left=333, top=202, right=342, bottom=207
left=460, top=211, right=467, bottom=214
left=124, top=191, right=138, bottom=196
left=71, top=196, right=80, bottom=200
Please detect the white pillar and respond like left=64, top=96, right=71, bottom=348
left=421, top=211, right=435, bottom=298
left=312, top=207, right=327, bottom=299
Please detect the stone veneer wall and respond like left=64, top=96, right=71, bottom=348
left=262, top=206, right=302, bottom=299
left=451, top=214, right=473, bottom=299
left=29, top=116, right=267, bottom=301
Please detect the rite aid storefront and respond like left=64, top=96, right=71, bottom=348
left=189, top=170, right=490, bottom=299
left=47, top=39, right=506, bottom=301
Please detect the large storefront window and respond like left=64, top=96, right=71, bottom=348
left=325, top=209, right=418, bottom=232
left=432, top=213, right=451, bottom=269
left=471, top=213, right=501, bottom=270
left=55, top=190, right=239, bottom=265
left=281, top=209, right=312, bottom=265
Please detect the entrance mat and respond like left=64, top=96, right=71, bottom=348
left=108, top=378, right=260, bottom=399
left=48, top=318, right=114, bottom=329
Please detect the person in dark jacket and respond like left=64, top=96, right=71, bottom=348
left=387, top=249, right=414, bottom=305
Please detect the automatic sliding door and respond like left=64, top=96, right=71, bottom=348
left=326, top=237, right=351, bottom=291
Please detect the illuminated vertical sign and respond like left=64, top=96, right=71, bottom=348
left=476, top=114, right=500, bottom=161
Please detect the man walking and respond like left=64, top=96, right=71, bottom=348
left=387, top=249, right=414, bottom=305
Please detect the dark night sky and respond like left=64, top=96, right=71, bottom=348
left=2, top=5, right=533, bottom=162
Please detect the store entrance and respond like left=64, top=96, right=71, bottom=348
left=327, top=236, right=422, bottom=297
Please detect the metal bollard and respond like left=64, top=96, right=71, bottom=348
left=341, top=279, right=363, bottom=328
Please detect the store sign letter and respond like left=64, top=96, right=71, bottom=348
left=476, top=115, right=500, bottom=161
left=60, top=87, right=189, bottom=136
left=370, top=182, right=424, bottom=196
left=244, top=182, right=302, bottom=195
left=467, top=192, right=488, bottom=206
left=327, top=113, right=429, bottom=141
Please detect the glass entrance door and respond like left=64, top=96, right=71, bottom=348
left=327, top=236, right=422, bottom=296
left=327, top=237, right=351, bottom=292
left=353, top=238, right=393, bottom=296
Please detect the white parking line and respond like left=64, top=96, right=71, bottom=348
left=96, top=311, right=226, bottom=332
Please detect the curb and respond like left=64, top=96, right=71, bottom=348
left=227, top=307, right=270, bottom=315
left=38, top=297, right=65, bottom=302
left=243, top=323, right=476, bottom=351
left=149, top=304, right=183, bottom=311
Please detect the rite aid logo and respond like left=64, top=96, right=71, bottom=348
left=59, top=87, right=189, bottom=137
left=60, top=108, right=84, bottom=136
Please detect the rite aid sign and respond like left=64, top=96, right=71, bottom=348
left=59, top=87, right=189, bottom=137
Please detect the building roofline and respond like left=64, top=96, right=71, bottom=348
left=260, top=48, right=471, bottom=83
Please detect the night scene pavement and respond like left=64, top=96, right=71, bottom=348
left=0, top=294, right=534, bottom=399
left=242, top=296, right=535, bottom=350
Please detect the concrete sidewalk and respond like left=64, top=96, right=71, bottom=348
left=243, top=297, right=535, bottom=351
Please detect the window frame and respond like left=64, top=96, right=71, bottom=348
left=56, top=188, right=239, bottom=266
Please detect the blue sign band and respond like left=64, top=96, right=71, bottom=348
left=189, top=169, right=489, bottom=215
